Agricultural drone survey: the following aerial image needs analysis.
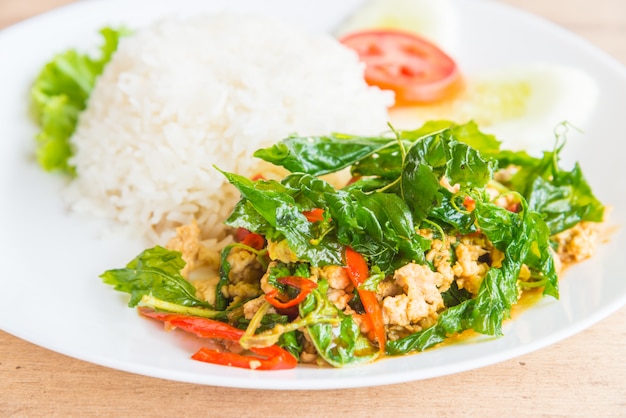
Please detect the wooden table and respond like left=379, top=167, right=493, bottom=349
left=1, top=0, right=625, bottom=416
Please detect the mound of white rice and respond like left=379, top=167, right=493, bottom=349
left=66, top=13, right=393, bottom=243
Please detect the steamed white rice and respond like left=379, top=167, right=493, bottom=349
left=65, top=13, right=393, bottom=243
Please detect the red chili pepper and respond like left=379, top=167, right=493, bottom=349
left=235, top=228, right=266, bottom=250
left=240, top=232, right=265, bottom=250
left=302, top=208, right=325, bottom=223
left=507, top=202, right=521, bottom=213
left=265, top=276, right=317, bottom=309
left=463, top=195, right=476, bottom=212
left=138, top=308, right=297, bottom=370
left=234, top=227, right=250, bottom=242
left=139, top=307, right=244, bottom=340
left=346, top=175, right=362, bottom=185
left=344, top=247, right=386, bottom=353
left=192, top=344, right=296, bottom=370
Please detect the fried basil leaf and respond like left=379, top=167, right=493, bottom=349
left=253, top=134, right=394, bottom=176
left=100, top=246, right=213, bottom=309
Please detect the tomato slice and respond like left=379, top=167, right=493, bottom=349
left=340, top=29, right=463, bottom=105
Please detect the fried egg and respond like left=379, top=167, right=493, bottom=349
left=336, top=0, right=459, bottom=52
left=339, top=1, right=598, bottom=151
left=389, top=64, right=598, bottom=151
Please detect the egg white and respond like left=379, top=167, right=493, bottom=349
left=389, top=64, right=599, bottom=152
left=335, top=0, right=459, bottom=53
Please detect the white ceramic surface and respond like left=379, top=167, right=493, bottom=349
left=0, top=0, right=625, bottom=390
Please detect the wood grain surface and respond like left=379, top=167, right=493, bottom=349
left=1, top=0, right=625, bottom=416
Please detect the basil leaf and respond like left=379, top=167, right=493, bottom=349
left=441, top=280, right=472, bottom=308
left=351, top=145, right=404, bottom=179
left=225, top=200, right=276, bottom=239
left=520, top=211, right=559, bottom=299
left=219, top=169, right=297, bottom=227
left=253, top=134, right=394, bottom=176
left=475, top=201, right=528, bottom=307
left=100, top=246, right=213, bottom=309
left=449, top=120, right=502, bottom=154
left=400, top=130, right=494, bottom=224
left=386, top=300, right=474, bottom=354
left=276, top=205, right=344, bottom=266
left=527, top=163, right=604, bottom=234
left=474, top=199, right=558, bottom=333
left=401, top=136, right=443, bottom=223
left=470, top=268, right=510, bottom=335
left=400, top=120, right=501, bottom=156
left=354, top=191, right=429, bottom=268
left=427, top=189, right=477, bottom=235
left=215, top=244, right=234, bottom=311
left=278, top=330, right=303, bottom=361
left=445, top=141, right=494, bottom=188
left=496, top=142, right=604, bottom=235
left=222, top=170, right=343, bottom=266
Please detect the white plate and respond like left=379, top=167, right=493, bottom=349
left=1, top=0, right=625, bottom=390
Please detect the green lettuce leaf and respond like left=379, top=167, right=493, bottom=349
left=30, top=27, right=130, bottom=174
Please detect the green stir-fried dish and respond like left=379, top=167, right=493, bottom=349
left=101, top=120, right=605, bottom=369
left=30, top=17, right=605, bottom=371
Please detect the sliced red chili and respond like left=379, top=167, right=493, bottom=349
left=139, top=307, right=244, bottom=340
left=302, top=208, right=325, bottom=223
left=463, top=195, right=476, bottom=212
left=507, top=202, right=521, bottom=213
left=192, top=344, right=297, bottom=370
left=344, top=247, right=386, bottom=353
left=346, top=175, right=362, bottom=186
left=138, top=308, right=297, bottom=370
left=234, top=227, right=250, bottom=243
left=265, top=276, right=317, bottom=309
left=240, top=232, right=265, bottom=250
